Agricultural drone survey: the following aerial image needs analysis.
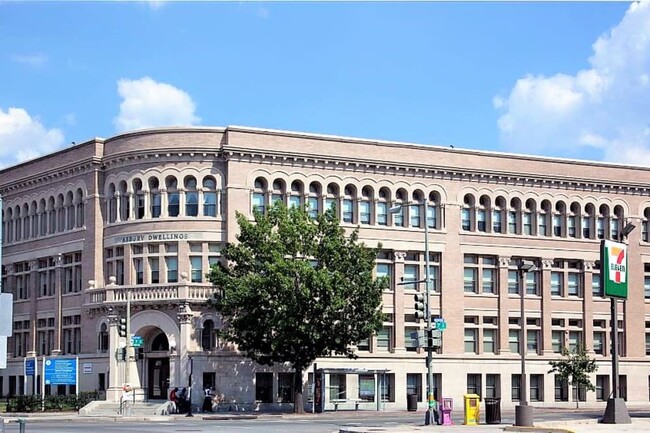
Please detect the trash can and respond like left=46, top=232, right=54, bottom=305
left=484, top=397, right=501, bottom=424
left=407, top=394, right=418, bottom=411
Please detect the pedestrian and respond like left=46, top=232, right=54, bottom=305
left=202, top=386, right=214, bottom=412
left=169, top=387, right=178, bottom=414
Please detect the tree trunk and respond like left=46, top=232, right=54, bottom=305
left=293, top=367, right=305, bottom=414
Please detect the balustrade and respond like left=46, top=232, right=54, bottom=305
left=86, top=282, right=214, bottom=306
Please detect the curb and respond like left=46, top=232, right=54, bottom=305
left=504, top=427, right=576, bottom=433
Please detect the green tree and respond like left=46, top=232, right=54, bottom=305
left=548, top=346, right=598, bottom=408
left=208, top=202, right=385, bottom=413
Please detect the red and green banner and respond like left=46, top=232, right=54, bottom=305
left=601, top=240, right=628, bottom=299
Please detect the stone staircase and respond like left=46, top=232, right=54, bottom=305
left=79, top=400, right=170, bottom=417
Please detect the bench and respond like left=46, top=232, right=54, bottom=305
left=331, top=398, right=362, bottom=411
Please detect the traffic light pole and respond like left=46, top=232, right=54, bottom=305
left=125, top=289, right=131, bottom=389
left=423, top=202, right=435, bottom=426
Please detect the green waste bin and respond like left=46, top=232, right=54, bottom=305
left=484, top=397, right=501, bottom=424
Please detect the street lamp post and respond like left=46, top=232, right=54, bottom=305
left=515, top=259, right=536, bottom=427
left=602, top=222, right=635, bottom=424
left=389, top=202, right=436, bottom=425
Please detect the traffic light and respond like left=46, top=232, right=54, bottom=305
left=414, top=293, right=426, bottom=322
left=137, top=347, right=144, bottom=360
left=118, top=317, right=127, bottom=338
left=117, top=347, right=126, bottom=361
left=427, top=328, right=434, bottom=349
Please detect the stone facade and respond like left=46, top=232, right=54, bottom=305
left=1, top=125, right=650, bottom=411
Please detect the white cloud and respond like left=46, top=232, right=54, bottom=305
left=113, top=77, right=200, bottom=132
left=11, top=53, right=48, bottom=67
left=0, top=107, right=65, bottom=169
left=494, top=1, right=650, bottom=164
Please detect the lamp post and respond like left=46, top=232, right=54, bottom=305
left=515, top=259, right=536, bottom=427
left=602, top=222, right=635, bottom=424
left=389, top=202, right=435, bottom=425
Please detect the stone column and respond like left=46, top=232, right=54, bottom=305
left=106, top=312, right=122, bottom=402
left=178, top=304, right=196, bottom=407
left=497, top=257, right=511, bottom=354
left=115, top=192, right=122, bottom=223
left=393, top=251, right=406, bottom=352
left=161, top=188, right=169, bottom=218
left=143, top=190, right=151, bottom=219
left=541, top=259, right=554, bottom=355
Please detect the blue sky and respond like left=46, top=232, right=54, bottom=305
left=1, top=1, right=649, bottom=169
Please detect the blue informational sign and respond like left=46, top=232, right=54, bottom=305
left=25, top=358, right=35, bottom=376
left=44, top=358, right=77, bottom=385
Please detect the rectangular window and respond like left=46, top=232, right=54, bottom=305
left=406, top=373, right=422, bottom=402
left=568, top=331, right=583, bottom=352
left=523, top=212, right=532, bottom=235
left=149, top=258, right=159, bottom=284
left=190, top=256, right=202, bottom=283
left=596, top=217, right=604, bottom=239
left=467, top=374, right=481, bottom=398
left=568, top=216, right=576, bottom=238
left=483, top=329, right=496, bottom=354
left=329, top=374, right=346, bottom=401
left=410, top=205, right=421, bottom=228
left=482, top=268, right=496, bottom=294
left=133, top=258, right=143, bottom=285
left=567, top=273, right=580, bottom=296
left=252, top=192, right=265, bottom=214
left=462, top=208, right=471, bottom=231
left=509, top=330, right=520, bottom=354
left=403, top=264, right=418, bottom=290
left=377, top=202, right=387, bottom=226
left=555, top=376, right=569, bottom=401
left=477, top=209, right=486, bottom=232
left=486, top=374, right=499, bottom=399
left=359, top=201, right=370, bottom=224
left=551, top=272, right=563, bottom=296
left=593, top=272, right=603, bottom=297
left=526, top=272, right=538, bottom=295
left=596, top=375, right=608, bottom=401
left=508, top=211, right=517, bottom=234
left=307, top=196, right=319, bottom=219
left=427, top=205, right=436, bottom=229
left=493, top=210, right=502, bottom=233
left=186, top=191, right=198, bottom=216
left=646, top=333, right=650, bottom=356
left=277, top=373, right=294, bottom=403
left=376, top=263, right=392, bottom=290
left=342, top=199, right=353, bottom=223
left=464, top=329, right=477, bottom=354
left=166, top=257, right=178, bottom=283
left=203, top=192, right=217, bottom=216
left=511, top=375, right=521, bottom=402
left=527, top=330, right=539, bottom=354
left=594, top=332, right=605, bottom=355
left=552, top=330, right=564, bottom=354
left=168, top=192, right=179, bottom=217
left=359, top=374, right=375, bottom=402
left=255, top=372, right=273, bottom=403
left=464, top=268, right=477, bottom=293
left=289, top=195, right=301, bottom=209
left=538, top=214, right=547, bottom=236
left=405, top=327, right=419, bottom=352
left=394, top=206, right=404, bottom=227
left=645, top=275, right=650, bottom=299
left=508, top=270, right=519, bottom=294
left=583, top=216, right=592, bottom=238
left=530, top=375, right=543, bottom=402
left=376, top=327, right=392, bottom=352
left=553, top=214, right=562, bottom=236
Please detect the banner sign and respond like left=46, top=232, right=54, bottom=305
left=44, top=358, right=78, bottom=385
left=601, top=240, right=629, bottom=299
left=25, top=358, right=36, bottom=376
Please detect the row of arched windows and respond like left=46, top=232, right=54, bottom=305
left=105, top=174, right=222, bottom=224
left=251, top=177, right=443, bottom=229
left=2, top=189, right=85, bottom=245
left=461, top=194, right=627, bottom=240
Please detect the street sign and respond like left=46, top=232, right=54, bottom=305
left=601, top=240, right=628, bottom=299
left=131, top=335, right=143, bottom=347
left=25, top=358, right=36, bottom=376
left=44, top=358, right=77, bottom=385
left=434, top=318, right=447, bottom=331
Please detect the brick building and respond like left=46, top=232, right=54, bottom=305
left=1, top=126, right=650, bottom=410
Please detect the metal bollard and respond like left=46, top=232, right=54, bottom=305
left=18, top=418, right=25, bottom=433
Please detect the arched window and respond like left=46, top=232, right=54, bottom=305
left=360, top=186, right=373, bottom=225
left=185, top=176, right=198, bottom=216
left=253, top=177, right=267, bottom=214
left=611, top=205, right=624, bottom=240
left=326, top=183, right=339, bottom=215
left=553, top=201, right=565, bottom=237
left=524, top=199, right=535, bottom=236
left=462, top=194, right=475, bottom=231
left=66, top=191, right=75, bottom=230
left=166, top=176, right=179, bottom=217
left=308, top=182, right=321, bottom=219
left=203, top=177, right=218, bottom=217
left=428, top=191, right=441, bottom=230
left=75, top=189, right=84, bottom=228
left=478, top=195, right=490, bottom=233
left=30, top=201, right=38, bottom=237
left=411, top=190, right=425, bottom=228
left=149, top=177, right=161, bottom=218
left=39, top=199, right=47, bottom=235
left=493, top=196, right=506, bottom=234
left=56, top=194, right=66, bottom=232
left=342, top=185, right=356, bottom=223
left=133, top=179, right=145, bottom=220
left=509, top=198, right=521, bottom=235
left=289, top=180, right=303, bottom=209
left=98, top=323, right=109, bottom=353
left=539, top=200, right=551, bottom=237
left=22, top=203, right=30, bottom=239
left=394, top=189, right=407, bottom=227
left=644, top=207, right=650, bottom=242
left=13, top=206, right=21, bottom=241
left=48, top=196, right=57, bottom=233
left=107, top=184, right=117, bottom=223
left=118, top=181, right=129, bottom=221
left=151, top=333, right=170, bottom=351
left=271, top=179, right=285, bottom=206
left=377, top=188, right=390, bottom=226
left=568, top=202, right=580, bottom=238
left=202, top=319, right=216, bottom=351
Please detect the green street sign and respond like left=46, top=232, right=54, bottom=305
left=601, top=240, right=628, bottom=299
left=131, top=335, right=144, bottom=347
left=434, top=319, right=447, bottom=331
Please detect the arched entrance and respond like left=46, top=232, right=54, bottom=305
left=146, top=332, right=171, bottom=400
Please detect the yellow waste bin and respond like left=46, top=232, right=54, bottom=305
left=463, top=393, right=481, bottom=425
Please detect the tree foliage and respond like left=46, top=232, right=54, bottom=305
left=548, top=345, right=598, bottom=408
left=208, top=202, right=385, bottom=412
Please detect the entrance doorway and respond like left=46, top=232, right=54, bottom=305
left=148, top=358, right=170, bottom=400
